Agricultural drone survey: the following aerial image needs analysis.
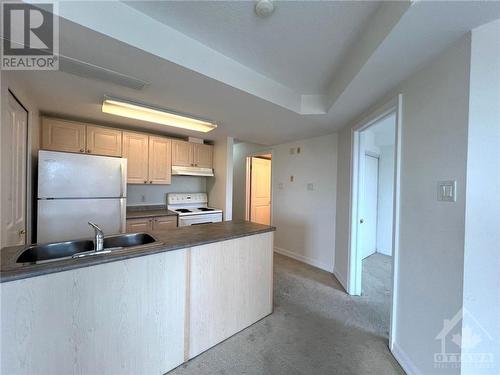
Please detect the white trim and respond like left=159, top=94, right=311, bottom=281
left=274, top=247, right=332, bottom=273
left=391, top=342, right=422, bottom=375
left=333, top=268, right=348, bottom=292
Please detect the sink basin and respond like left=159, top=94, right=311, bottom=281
left=103, top=233, right=157, bottom=249
left=16, top=233, right=158, bottom=264
left=17, top=240, right=94, bottom=263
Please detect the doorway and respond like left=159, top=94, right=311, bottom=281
left=348, top=96, right=402, bottom=349
left=1, top=91, right=29, bottom=247
left=245, top=154, right=272, bottom=225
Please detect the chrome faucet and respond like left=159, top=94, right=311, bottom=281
left=88, top=222, right=104, bottom=251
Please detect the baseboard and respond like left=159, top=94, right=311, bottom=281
left=332, top=268, right=348, bottom=292
left=274, top=247, right=331, bottom=273
left=391, top=342, right=422, bottom=375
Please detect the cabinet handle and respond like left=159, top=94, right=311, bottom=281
left=80, top=149, right=84, bottom=153
left=144, top=180, right=147, bottom=184
left=86, top=149, right=91, bottom=153
left=149, top=181, right=153, bottom=184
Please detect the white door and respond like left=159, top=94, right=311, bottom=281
left=360, top=154, right=378, bottom=259
left=250, top=157, right=271, bottom=225
left=1, top=92, right=28, bottom=247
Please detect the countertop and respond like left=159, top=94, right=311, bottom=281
left=126, top=205, right=177, bottom=219
left=0, top=221, right=275, bottom=283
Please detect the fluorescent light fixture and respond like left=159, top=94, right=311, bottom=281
left=102, top=96, right=217, bottom=133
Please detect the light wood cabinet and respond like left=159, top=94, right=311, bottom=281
left=122, top=132, right=149, bottom=184
left=86, top=125, right=122, bottom=156
left=126, top=218, right=153, bottom=233
left=152, top=216, right=177, bottom=231
left=123, top=133, right=172, bottom=185
left=148, top=136, right=172, bottom=184
left=42, top=117, right=121, bottom=157
left=193, top=143, right=213, bottom=168
left=42, top=118, right=86, bottom=153
left=172, top=140, right=193, bottom=167
left=126, top=216, right=177, bottom=233
left=172, top=140, right=213, bottom=168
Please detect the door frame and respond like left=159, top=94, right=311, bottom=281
left=245, top=151, right=273, bottom=224
left=2, top=89, right=30, bottom=246
left=347, top=94, right=402, bottom=351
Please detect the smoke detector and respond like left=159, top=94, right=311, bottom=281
left=255, top=0, right=274, bottom=18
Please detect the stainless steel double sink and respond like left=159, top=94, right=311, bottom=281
left=17, top=233, right=158, bottom=264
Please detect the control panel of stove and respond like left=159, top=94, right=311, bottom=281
left=167, top=193, right=208, bottom=205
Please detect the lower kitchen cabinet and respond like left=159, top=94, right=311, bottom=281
left=126, top=216, right=177, bottom=233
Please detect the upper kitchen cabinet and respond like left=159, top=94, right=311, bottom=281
left=42, top=117, right=86, bottom=154
left=171, top=140, right=193, bottom=167
left=172, top=140, right=213, bottom=168
left=123, top=132, right=172, bottom=185
left=86, top=125, right=122, bottom=157
left=193, top=143, right=213, bottom=168
left=41, top=117, right=122, bottom=157
left=122, top=132, right=149, bottom=184
left=148, top=136, right=172, bottom=184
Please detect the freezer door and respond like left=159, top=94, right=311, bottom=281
left=38, top=150, right=127, bottom=198
left=37, top=198, right=126, bottom=243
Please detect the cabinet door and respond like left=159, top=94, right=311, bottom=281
left=122, top=132, right=149, bottom=184
left=126, top=218, right=153, bottom=233
left=148, top=136, right=172, bottom=184
left=171, top=140, right=193, bottom=167
left=152, top=216, right=177, bottom=231
left=86, top=126, right=122, bottom=157
left=193, top=144, right=213, bottom=168
left=42, top=118, right=86, bottom=153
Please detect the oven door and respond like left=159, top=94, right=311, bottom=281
left=178, top=213, right=223, bottom=227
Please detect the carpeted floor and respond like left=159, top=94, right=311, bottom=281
left=169, top=252, right=403, bottom=375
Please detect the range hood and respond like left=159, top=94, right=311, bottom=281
left=172, top=165, right=214, bottom=177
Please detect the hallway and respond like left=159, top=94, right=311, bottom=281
left=171, top=253, right=402, bottom=375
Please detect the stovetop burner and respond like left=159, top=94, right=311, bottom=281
left=198, top=207, right=214, bottom=211
left=176, top=209, right=192, bottom=213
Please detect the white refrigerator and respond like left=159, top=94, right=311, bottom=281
left=37, top=150, right=127, bottom=243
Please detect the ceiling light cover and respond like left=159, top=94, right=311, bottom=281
left=102, top=97, right=217, bottom=133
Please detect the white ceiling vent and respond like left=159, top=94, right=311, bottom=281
left=255, top=0, right=274, bottom=18
left=59, top=55, right=148, bottom=90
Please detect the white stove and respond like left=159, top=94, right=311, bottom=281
left=167, top=193, right=223, bottom=226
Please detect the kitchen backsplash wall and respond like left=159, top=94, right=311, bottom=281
left=127, top=176, right=207, bottom=206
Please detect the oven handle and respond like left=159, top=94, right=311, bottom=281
left=191, top=222, right=213, bottom=226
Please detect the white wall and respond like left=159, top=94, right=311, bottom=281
left=207, top=137, right=234, bottom=220
left=127, top=177, right=207, bottom=206
left=272, top=134, right=338, bottom=272
left=461, top=20, right=500, bottom=375
left=0, top=71, right=41, bottom=244
left=335, top=37, right=471, bottom=375
left=376, top=145, right=394, bottom=255
left=232, top=142, right=271, bottom=221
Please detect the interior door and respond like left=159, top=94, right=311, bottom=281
left=250, top=157, right=271, bottom=225
left=360, top=154, right=379, bottom=259
left=1, top=92, right=28, bottom=247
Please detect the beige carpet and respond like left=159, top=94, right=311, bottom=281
left=169, top=252, right=403, bottom=375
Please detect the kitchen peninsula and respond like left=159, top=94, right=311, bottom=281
left=1, top=221, right=275, bottom=375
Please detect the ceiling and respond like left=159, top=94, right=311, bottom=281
left=124, top=0, right=380, bottom=94
left=14, top=0, right=500, bottom=145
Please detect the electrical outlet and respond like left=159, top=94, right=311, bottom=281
left=307, top=183, right=314, bottom=191
left=141, top=194, right=146, bottom=202
left=437, top=181, right=456, bottom=202
left=297, top=147, right=301, bottom=154
left=278, top=182, right=284, bottom=190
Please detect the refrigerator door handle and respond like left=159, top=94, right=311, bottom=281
left=120, top=198, right=126, bottom=233
left=120, top=159, right=127, bottom=198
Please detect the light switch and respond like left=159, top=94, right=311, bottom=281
left=290, top=175, right=294, bottom=182
left=437, top=180, right=456, bottom=202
